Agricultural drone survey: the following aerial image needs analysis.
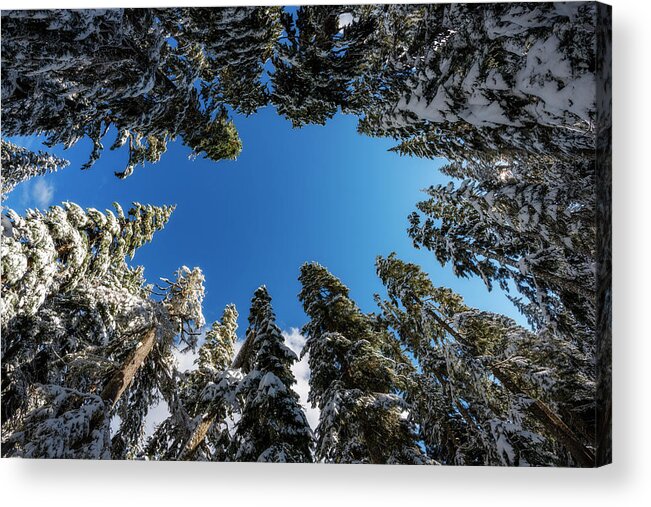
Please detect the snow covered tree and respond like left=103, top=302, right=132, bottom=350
left=376, top=253, right=596, bottom=466
left=162, top=6, right=282, bottom=116
left=375, top=254, right=502, bottom=465
left=178, top=306, right=241, bottom=461
left=1, top=140, right=69, bottom=199
left=1, top=385, right=111, bottom=459
left=198, top=305, right=239, bottom=373
left=358, top=2, right=598, bottom=162
left=230, top=286, right=313, bottom=462
left=1, top=8, right=244, bottom=177
left=2, top=264, right=206, bottom=460
left=108, top=265, right=206, bottom=459
left=1, top=273, right=147, bottom=458
left=272, top=6, right=369, bottom=126
left=407, top=177, right=596, bottom=345
left=1, top=200, right=208, bottom=459
left=1, top=201, right=174, bottom=331
left=271, top=3, right=599, bottom=189
left=146, top=304, right=242, bottom=461
left=271, top=5, right=432, bottom=128
left=299, top=262, right=428, bottom=464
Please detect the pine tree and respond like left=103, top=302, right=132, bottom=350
left=199, top=305, right=239, bottom=373
left=1, top=385, right=111, bottom=459
left=271, top=5, right=429, bottom=127
left=376, top=253, right=526, bottom=465
left=1, top=8, right=246, bottom=177
left=270, top=4, right=598, bottom=188
left=180, top=305, right=241, bottom=461
left=299, top=262, right=428, bottom=464
left=2, top=264, right=207, bottom=459
left=146, top=304, right=242, bottom=461
left=1, top=140, right=69, bottom=199
left=1, top=269, right=152, bottom=458
left=231, top=286, right=313, bottom=462
left=1, top=200, right=208, bottom=459
left=407, top=177, right=595, bottom=345
left=108, top=265, right=206, bottom=459
left=358, top=3, right=598, bottom=162
left=163, top=6, right=282, bottom=116
left=272, top=6, right=369, bottom=126
left=1, top=201, right=174, bottom=331
left=376, top=253, right=595, bottom=466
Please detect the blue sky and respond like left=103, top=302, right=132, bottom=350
left=5, top=106, right=526, bottom=337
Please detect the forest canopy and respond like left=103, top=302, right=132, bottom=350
left=0, top=3, right=611, bottom=466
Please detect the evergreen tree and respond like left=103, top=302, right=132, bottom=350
left=270, top=4, right=597, bottom=164
left=1, top=385, right=111, bottom=459
left=146, top=304, right=241, bottom=461
left=376, top=253, right=595, bottom=466
left=1, top=140, right=69, bottom=199
left=407, top=177, right=595, bottom=345
left=357, top=3, right=598, bottom=161
left=108, top=265, right=206, bottom=459
left=2, top=264, right=206, bottom=459
left=231, top=286, right=313, bottom=462
left=271, top=5, right=429, bottom=127
left=376, top=253, right=532, bottom=465
left=163, top=6, right=282, bottom=116
left=0, top=8, right=247, bottom=177
left=199, top=305, right=239, bottom=372
left=299, top=262, right=428, bottom=464
left=272, top=5, right=370, bottom=126
left=1, top=201, right=174, bottom=331
left=1, top=200, right=207, bottom=459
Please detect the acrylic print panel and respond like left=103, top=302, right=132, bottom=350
left=0, top=2, right=611, bottom=466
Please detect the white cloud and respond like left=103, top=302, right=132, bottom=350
left=172, top=343, right=201, bottom=374
left=143, top=399, right=170, bottom=436
left=143, top=337, right=203, bottom=435
left=32, top=178, right=55, bottom=208
left=20, top=177, right=55, bottom=209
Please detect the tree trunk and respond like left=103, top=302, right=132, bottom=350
left=100, top=326, right=157, bottom=409
left=180, top=416, right=214, bottom=461
left=180, top=347, right=245, bottom=459
left=491, top=367, right=595, bottom=467
left=231, top=332, right=255, bottom=371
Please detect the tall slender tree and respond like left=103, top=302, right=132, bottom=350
left=0, top=8, right=266, bottom=176
left=376, top=253, right=595, bottom=466
left=357, top=3, right=597, bottom=160
left=299, top=262, right=428, bottom=464
left=272, top=5, right=371, bottom=126
left=146, top=304, right=242, bottom=461
left=1, top=201, right=174, bottom=331
left=164, top=6, right=282, bottom=116
left=407, top=176, right=595, bottom=345
left=1, top=199, right=207, bottom=459
left=230, top=286, right=313, bottom=462
left=109, top=265, right=206, bottom=459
